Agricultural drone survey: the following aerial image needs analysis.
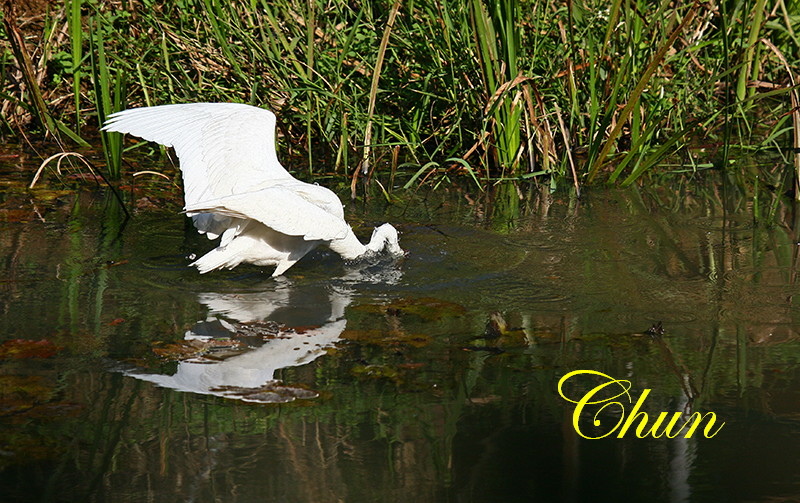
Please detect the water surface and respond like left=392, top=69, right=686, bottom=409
left=2, top=170, right=800, bottom=502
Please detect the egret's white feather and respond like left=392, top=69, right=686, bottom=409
left=103, top=103, right=291, bottom=205
left=103, top=103, right=404, bottom=275
left=184, top=185, right=351, bottom=242
left=191, top=213, right=236, bottom=240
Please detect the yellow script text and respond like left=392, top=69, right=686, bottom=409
left=557, top=370, right=724, bottom=440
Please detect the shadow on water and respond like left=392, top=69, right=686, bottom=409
left=3, top=165, right=800, bottom=501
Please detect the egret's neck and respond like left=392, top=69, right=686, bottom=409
left=328, top=229, right=369, bottom=260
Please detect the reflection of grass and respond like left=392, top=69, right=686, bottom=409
left=7, top=182, right=800, bottom=499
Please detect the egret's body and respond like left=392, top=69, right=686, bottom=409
left=103, top=103, right=403, bottom=275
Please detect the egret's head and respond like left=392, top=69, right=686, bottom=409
left=371, top=223, right=404, bottom=256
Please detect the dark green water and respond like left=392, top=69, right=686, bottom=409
left=2, top=172, right=800, bottom=502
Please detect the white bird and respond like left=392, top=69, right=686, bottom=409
left=102, top=103, right=403, bottom=276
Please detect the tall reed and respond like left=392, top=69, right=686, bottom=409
left=1, top=0, right=799, bottom=190
left=66, top=0, right=83, bottom=133
left=470, top=0, right=525, bottom=177
left=89, top=14, right=125, bottom=179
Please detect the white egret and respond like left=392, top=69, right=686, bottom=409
left=102, top=102, right=403, bottom=275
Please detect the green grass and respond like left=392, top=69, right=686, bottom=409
left=1, top=0, right=800, bottom=190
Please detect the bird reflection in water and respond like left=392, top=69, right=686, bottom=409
left=124, top=265, right=403, bottom=403
left=124, top=281, right=350, bottom=403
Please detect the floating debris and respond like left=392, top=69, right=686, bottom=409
left=211, top=381, right=319, bottom=403
left=351, top=364, right=401, bottom=382
left=647, top=321, right=666, bottom=336
left=341, top=329, right=433, bottom=348
left=355, top=296, right=467, bottom=321
left=151, top=338, right=246, bottom=361
left=461, top=346, right=505, bottom=354
left=479, top=311, right=529, bottom=346
left=0, top=339, right=60, bottom=359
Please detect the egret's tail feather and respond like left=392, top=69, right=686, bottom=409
left=191, top=248, right=239, bottom=274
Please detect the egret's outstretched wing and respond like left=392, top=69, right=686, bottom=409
left=102, top=103, right=291, bottom=205
left=184, top=187, right=351, bottom=242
